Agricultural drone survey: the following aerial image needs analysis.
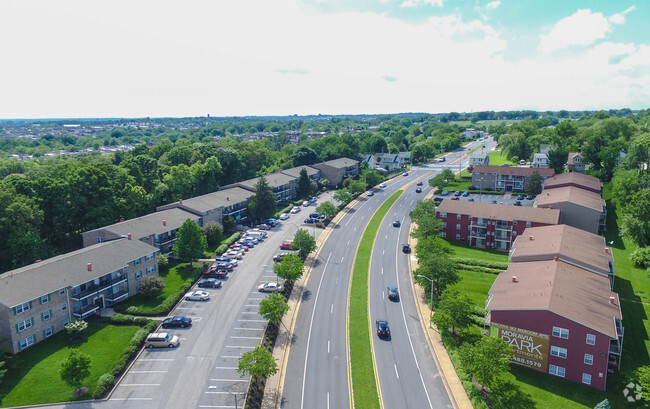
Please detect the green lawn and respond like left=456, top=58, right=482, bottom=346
left=443, top=239, right=510, bottom=264
left=0, top=323, right=139, bottom=406
left=448, top=270, right=497, bottom=309
left=487, top=150, right=516, bottom=166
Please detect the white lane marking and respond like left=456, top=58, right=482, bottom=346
left=410, top=200, right=414, bottom=206
left=327, top=392, right=330, bottom=409
left=381, top=267, right=384, bottom=275
left=234, top=327, right=264, bottom=331
left=347, top=240, right=350, bottom=245
left=220, top=355, right=240, bottom=359
left=385, top=234, right=388, bottom=239
left=119, top=384, right=160, bottom=387
left=238, top=319, right=266, bottom=322
left=210, top=378, right=248, bottom=382
left=382, top=291, right=385, bottom=300
left=354, top=226, right=357, bottom=231
left=394, top=364, right=399, bottom=379
left=230, top=336, right=260, bottom=340
left=138, top=358, right=174, bottom=362
left=301, top=252, right=332, bottom=409
left=247, top=298, right=264, bottom=301
left=129, top=371, right=168, bottom=374
left=215, top=366, right=237, bottom=369
left=241, top=312, right=260, bottom=315
left=226, top=345, right=256, bottom=349
left=111, top=398, right=153, bottom=401
left=244, top=304, right=259, bottom=307
left=328, top=340, right=330, bottom=354
left=336, top=276, right=339, bottom=285
left=175, top=307, right=205, bottom=310
left=382, top=249, right=385, bottom=255
left=330, top=304, right=333, bottom=314
left=341, top=257, right=344, bottom=263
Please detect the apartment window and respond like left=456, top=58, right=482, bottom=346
left=584, top=354, right=593, bottom=365
left=134, top=258, right=141, bottom=266
left=440, top=232, right=446, bottom=238
left=18, top=335, right=36, bottom=351
left=16, top=318, right=33, bottom=332
left=442, top=222, right=447, bottom=228
left=512, top=231, right=517, bottom=236
left=513, top=220, right=517, bottom=225
left=97, top=237, right=104, bottom=243
left=552, top=326, right=569, bottom=339
left=145, top=253, right=155, bottom=261
left=61, top=303, right=67, bottom=311
left=550, top=346, right=567, bottom=358
left=456, top=234, right=461, bottom=240
left=457, top=214, right=462, bottom=220
left=63, top=319, right=69, bottom=326
left=526, top=221, right=531, bottom=227
left=440, top=212, right=447, bottom=218
left=40, top=294, right=50, bottom=305
left=146, top=265, right=156, bottom=275
left=455, top=224, right=460, bottom=230
left=44, top=326, right=54, bottom=337
left=586, top=334, right=596, bottom=345
left=41, top=309, right=52, bottom=321
left=135, top=271, right=142, bottom=279
left=549, top=364, right=565, bottom=377
left=14, top=302, right=31, bottom=314
left=59, top=289, right=65, bottom=295
left=582, top=373, right=591, bottom=385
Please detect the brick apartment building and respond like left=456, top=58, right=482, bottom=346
left=535, top=186, right=606, bottom=234
left=471, top=165, right=555, bottom=192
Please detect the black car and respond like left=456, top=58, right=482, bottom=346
left=526, top=194, right=534, bottom=200
left=376, top=319, right=390, bottom=338
left=402, top=243, right=411, bottom=253
left=215, top=262, right=235, bottom=271
left=517, top=194, right=524, bottom=200
left=304, top=217, right=319, bottom=224
left=433, top=197, right=443, bottom=205
left=309, top=212, right=321, bottom=219
left=415, top=188, right=422, bottom=193
left=162, top=316, right=192, bottom=328
left=387, top=287, right=399, bottom=301
left=198, top=278, right=223, bottom=288
left=215, top=256, right=233, bottom=263
left=514, top=200, right=522, bottom=206
left=393, top=220, right=401, bottom=227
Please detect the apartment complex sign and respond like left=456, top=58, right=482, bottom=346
left=493, top=322, right=549, bottom=372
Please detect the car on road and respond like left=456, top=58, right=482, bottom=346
left=468, top=198, right=474, bottom=202
left=290, top=206, right=301, bottom=214
left=303, top=201, right=310, bottom=207
left=162, top=316, right=192, bottom=328
left=310, top=196, right=318, bottom=203
left=304, top=217, right=319, bottom=224
left=185, top=290, right=210, bottom=301
left=526, top=194, right=534, bottom=200
left=393, top=220, right=401, bottom=227
left=198, top=278, right=223, bottom=288
left=454, top=191, right=461, bottom=196
left=440, top=190, right=449, bottom=196
left=279, top=213, right=290, bottom=220
left=379, top=183, right=386, bottom=188
left=462, top=191, right=469, bottom=197
left=438, top=157, right=446, bottom=162
left=514, top=200, right=522, bottom=206
left=204, top=266, right=228, bottom=278
left=376, top=320, right=390, bottom=338
left=387, top=287, right=399, bottom=301
left=415, top=187, right=422, bottom=193
left=273, top=253, right=288, bottom=263
left=366, top=191, right=374, bottom=197
left=403, top=172, right=409, bottom=176
left=145, top=332, right=180, bottom=349
left=451, top=196, right=459, bottom=200
left=402, top=243, right=411, bottom=253
left=416, top=181, right=423, bottom=186
left=517, top=194, right=525, bottom=200
left=258, top=282, right=284, bottom=293
left=280, top=241, right=293, bottom=250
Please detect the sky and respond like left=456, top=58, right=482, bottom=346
left=0, top=0, right=648, bottom=119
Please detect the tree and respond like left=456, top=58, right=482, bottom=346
left=258, top=292, right=290, bottom=325
left=611, top=168, right=640, bottom=208
left=274, top=253, right=304, bottom=281
left=202, top=221, right=224, bottom=246
left=547, top=149, right=568, bottom=174
left=527, top=170, right=543, bottom=195
left=410, top=199, right=442, bottom=240
left=361, top=169, right=381, bottom=189
left=414, top=237, right=458, bottom=300
left=139, top=275, right=165, bottom=299
left=459, top=336, right=512, bottom=391
left=347, top=180, right=365, bottom=195
left=316, top=201, right=337, bottom=220
left=432, top=290, right=474, bottom=340
left=60, top=350, right=92, bottom=394
left=237, top=345, right=278, bottom=380
left=248, top=176, right=276, bottom=222
left=292, top=228, right=316, bottom=259
left=637, top=365, right=650, bottom=406
left=620, top=190, right=650, bottom=247
left=593, top=399, right=611, bottom=409
left=488, top=378, right=536, bottom=409
left=429, top=173, right=449, bottom=189
left=172, top=219, right=207, bottom=265
left=333, top=189, right=353, bottom=205
left=297, top=168, right=311, bottom=198
left=292, top=146, right=318, bottom=167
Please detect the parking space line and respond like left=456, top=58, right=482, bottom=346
left=111, top=398, right=153, bottom=401
left=220, top=355, right=240, bottom=358
left=210, top=378, right=249, bottom=382
left=119, top=383, right=160, bottom=386
left=247, top=297, right=264, bottom=301
left=129, top=370, right=168, bottom=373
left=238, top=319, right=266, bottom=322
left=215, top=366, right=238, bottom=369
left=230, top=336, right=260, bottom=339
left=226, top=345, right=256, bottom=349
left=234, top=327, right=264, bottom=331
left=241, top=312, right=259, bottom=314
left=244, top=304, right=259, bottom=307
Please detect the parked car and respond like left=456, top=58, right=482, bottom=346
left=162, top=316, right=192, bottom=328
left=514, top=200, right=522, bottom=206
left=454, top=191, right=461, bottom=196
left=517, top=194, right=524, bottom=200
left=273, top=253, right=287, bottom=263
left=258, top=282, right=284, bottom=293
left=198, top=278, right=223, bottom=288
left=303, top=201, right=310, bottom=207
left=290, top=206, right=301, bottom=214
left=366, top=191, right=374, bottom=197
left=185, top=291, right=210, bottom=301
left=526, top=194, right=534, bottom=200
left=415, top=188, right=422, bottom=193
left=462, top=191, right=469, bottom=197
left=214, top=262, right=235, bottom=271
left=468, top=198, right=474, bottom=202
left=500, top=164, right=510, bottom=167
left=310, top=197, right=318, bottom=203
left=393, top=220, right=401, bottom=227
left=204, top=267, right=228, bottom=278
left=241, top=237, right=259, bottom=244
left=402, top=243, right=411, bottom=253
left=145, top=332, right=179, bottom=348
left=256, top=224, right=270, bottom=230
left=279, top=213, right=290, bottom=220
left=387, top=287, right=399, bottom=301
left=490, top=200, right=498, bottom=204
left=215, top=256, right=234, bottom=263
left=304, top=218, right=319, bottom=224
left=225, top=250, right=243, bottom=259
left=440, top=190, right=450, bottom=196
left=520, top=160, right=526, bottom=165
left=264, top=218, right=279, bottom=226
left=416, top=181, right=423, bottom=186
left=451, top=196, right=459, bottom=200
left=280, top=241, right=293, bottom=250
left=433, top=197, right=443, bottom=205
left=376, top=319, right=390, bottom=338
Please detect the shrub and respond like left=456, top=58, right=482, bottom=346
left=65, top=318, right=88, bottom=334
left=92, top=373, right=115, bottom=398
left=216, top=244, right=228, bottom=255
left=139, top=275, right=166, bottom=299
left=630, top=247, right=650, bottom=269
left=453, top=257, right=509, bottom=270
left=110, top=314, right=135, bottom=325
left=157, top=253, right=169, bottom=270
left=110, top=356, right=129, bottom=377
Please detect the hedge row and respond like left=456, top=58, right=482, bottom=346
left=453, top=257, right=509, bottom=270
left=216, top=232, right=242, bottom=255
left=275, top=204, right=294, bottom=219
left=92, top=319, right=156, bottom=398
left=124, top=283, right=192, bottom=316
left=456, top=264, right=504, bottom=275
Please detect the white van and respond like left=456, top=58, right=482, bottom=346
left=245, top=231, right=266, bottom=241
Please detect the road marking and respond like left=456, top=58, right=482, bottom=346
left=410, top=200, right=414, bottom=206
left=247, top=297, right=264, bottom=301
left=327, top=392, right=330, bottom=409
left=220, top=355, right=240, bottom=359
left=385, top=234, right=387, bottom=239
left=138, top=358, right=174, bottom=362
left=129, top=370, right=168, bottom=374
left=354, top=226, right=357, bottom=231
left=238, top=319, right=266, bottom=322
left=328, top=340, right=330, bottom=354
left=336, top=276, right=339, bottom=285
left=210, top=378, right=248, bottom=382
left=215, top=366, right=238, bottom=370
left=226, top=345, right=256, bottom=349
left=199, top=405, right=239, bottom=408
left=382, top=291, right=385, bottom=300
left=382, top=249, right=385, bottom=255
left=330, top=304, right=333, bottom=314
left=119, top=384, right=160, bottom=387
left=230, top=336, right=260, bottom=340
left=111, top=398, right=153, bottom=401
left=347, top=240, right=350, bottom=245
left=381, top=267, right=383, bottom=275
left=341, top=257, right=344, bottom=263
left=244, top=304, right=259, bottom=307
left=234, top=327, right=263, bottom=331
left=241, top=312, right=259, bottom=315
left=394, top=364, right=399, bottom=379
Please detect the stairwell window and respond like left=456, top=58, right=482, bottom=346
left=550, top=346, right=567, bottom=358
left=584, top=354, right=593, bottom=365
left=582, top=373, right=591, bottom=385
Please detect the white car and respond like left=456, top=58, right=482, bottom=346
left=185, top=291, right=210, bottom=301
left=379, top=183, right=386, bottom=188
left=302, top=201, right=310, bottom=207
left=225, top=250, right=244, bottom=259
left=258, top=282, right=284, bottom=293
left=290, top=206, right=301, bottom=214
left=279, top=213, right=290, bottom=220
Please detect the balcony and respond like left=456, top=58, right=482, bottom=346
left=71, top=275, right=128, bottom=301
left=106, top=289, right=129, bottom=303
left=72, top=303, right=100, bottom=318
left=495, top=222, right=509, bottom=230
left=495, top=234, right=510, bottom=241
left=470, top=231, right=487, bottom=239
left=472, top=221, right=488, bottom=227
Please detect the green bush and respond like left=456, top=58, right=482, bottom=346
left=455, top=264, right=504, bottom=275
left=453, top=257, right=509, bottom=270
left=110, top=356, right=129, bottom=377
left=630, top=247, right=650, bottom=268
left=216, top=244, right=228, bottom=255
left=92, top=373, right=115, bottom=398
left=110, top=313, right=135, bottom=325
left=124, top=285, right=189, bottom=316
left=135, top=317, right=152, bottom=326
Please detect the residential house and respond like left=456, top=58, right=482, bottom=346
left=312, top=157, right=360, bottom=186
left=0, top=238, right=159, bottom=354
left=510, top=224, right=614, bottom=288
left=543, top=172, right=603, bottom=195
left=471, top=165, right=555, bottom=192
left=469, top=152, right=490, bottom=167
left=462, top=128, right=485, bottom=139
left=486, top=259, right=623, bottom=390
left=567, top=152, right=586, bottom=174
left=535, top=186, right=606, bottom=234
left=81, top=208, right=200, bottom=254
left=155, top=187, right=254, bottom=225
left=532, top=153, right=549, bottom=168
left=435, top=200, right=560, bottom=251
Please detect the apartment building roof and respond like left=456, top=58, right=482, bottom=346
left=510, top=224, right=613, bottom=276
left=314, top=157, right=359, bottom=170
left=235, top=172, right=297, bottom=190
left=543, top=172, right=602, bottom=193
left=0, top=239, right=158, bottom=308
left=171, top=187, right=253, bottom=213
left=84, top=208, right=199, bottom=239
left=536, top=186, right=605, bottom=212
left=280, top=165, right=320, bottom=179
left=472, top=165, right=555, bottom=177
left=436, top=200, right=561, bottom=225
left=487, top=260, right=621, bottom=338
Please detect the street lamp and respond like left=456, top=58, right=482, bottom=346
left=416, top=275, right=434, bottom=327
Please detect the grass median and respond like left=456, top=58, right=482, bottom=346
left=349, top=190, right=402, bottom=409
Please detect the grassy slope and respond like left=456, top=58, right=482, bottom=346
left=487, top=150, right=516, bottom=166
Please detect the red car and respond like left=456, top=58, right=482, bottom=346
left=280, top=241, right=293, bottom=250
left=416, top=181, right=423, bottom=186
left=203, top=266, right=228, bottom=278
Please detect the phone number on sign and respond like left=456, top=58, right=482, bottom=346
left=512, top=356, right=542, bottom=368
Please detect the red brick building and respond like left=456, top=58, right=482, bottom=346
left=543, top=172, right=603, bottom=195
left=486, top=260, right=623, bottom=390
left=435, top=200, right=560, bottom=251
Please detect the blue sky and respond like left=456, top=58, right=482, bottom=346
left=0, top=0, right=648, bottom=118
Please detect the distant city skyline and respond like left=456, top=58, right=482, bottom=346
left=1, top=0, right=648, bottom=119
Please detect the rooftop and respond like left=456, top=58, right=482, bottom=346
left=543, top=172, right=602, bottom=193
left=472, top=165, right=555, bottom=177
left=315, top=157, right=359, bottom=169
left=235, top=172, right=297, bottom=190
left=535, top=186, right=605, bottom=212
left=280, top=165, right=320, bottom=179
left=84, top=207, right=199, bottom=239
left=173, top=187, right=253, bottom=212
left=436, top=200, right=561, bottom=225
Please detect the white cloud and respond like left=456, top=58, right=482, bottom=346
left=400, top=0, right=444, bottom=8
left=538, top=7, right=635, bottom=53
left=486, top=1, right=500, bottom=10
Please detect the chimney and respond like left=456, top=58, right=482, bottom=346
left=609, top=296, right=616, bottom=304
left=605, top=247, right=610, bottom=254
left=553, top=256, right=558, bottom=261
left=227, top=196, right=230, bottom=201
left=87, top=263, right=92, bottom=271
left=512, top=276, right=518, bottom=283
left=127, top=233, right=132, bottom=240
left=163, top=220, right=167, bottom=226
left=529, top=235, right=533, bottom=240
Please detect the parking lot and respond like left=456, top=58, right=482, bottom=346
left=433, top=190, right=536, bottom=206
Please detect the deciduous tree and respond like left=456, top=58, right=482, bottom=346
left=139, top=275, right=165, bottom=299
left=316, top=201, right=337, bottom=220
left=237, top=346, right=278, bottom=380
left=259, top=292, right=290, bottom=324
left=172, top=219, right=207, bottom=265
left=60, top=350, right=92, bottom=394
left=274, top=253, right=304, bottom=282
left=292, top=228, right=316, bottom=259
left=297, top=168, right=311, bottom=198
left=459, top=336, right=512, bottom=391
